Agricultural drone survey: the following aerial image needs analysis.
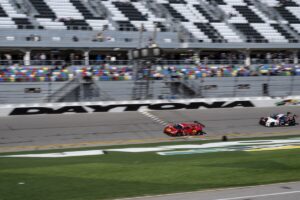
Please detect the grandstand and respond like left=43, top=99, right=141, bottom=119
left=0, top=0, right=300, bottom=103
left=0, top=0, right=300, bottom=47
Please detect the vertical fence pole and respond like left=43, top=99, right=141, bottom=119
left=233, top=76, right=238, bottom=97
left=290, top=75, right=294, bottom=96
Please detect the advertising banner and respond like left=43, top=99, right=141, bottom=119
left=0, top=96, right=299, bottom=117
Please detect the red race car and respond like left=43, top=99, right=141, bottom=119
left=164, top=121, right=206, bottom=137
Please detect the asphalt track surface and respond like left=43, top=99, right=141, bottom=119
left=0, top=106, right=300, bottom=152
left=120, top=181, right=300, bottom=200
left=1, top=107, right=300, bottom=200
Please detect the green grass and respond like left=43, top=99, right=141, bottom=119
left=1, top=136, right=300, bottom=200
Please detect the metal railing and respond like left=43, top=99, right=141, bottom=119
left=0, top=59, right=298, bottom=66
left=30, top=60, right=65, bottom=66
left=250, top=59, right=295, bottom=64
left=0, top=60, right=65, bottom=66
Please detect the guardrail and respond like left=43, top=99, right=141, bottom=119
left=0, top=59, right=297, bottom=66
left=0, top=60, right=65, bottom=66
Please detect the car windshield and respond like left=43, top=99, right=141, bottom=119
left=270, top=114, right=278, bottom=119
left=174, top=124, right=183, bottom=129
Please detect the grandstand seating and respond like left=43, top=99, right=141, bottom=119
left=2, top=64, right=298, bottom=83
left=0, top=64, right=299, bottom=103
left=0, top=66, right=73, bottom=82
left=0, top=0, right=299, bottom=43
left=0, top=0, right=299, bottom=103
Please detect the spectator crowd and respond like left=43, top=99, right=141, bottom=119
left=0, top=63, right=300, bottom=82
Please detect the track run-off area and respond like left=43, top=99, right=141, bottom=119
left=120, top=181, right=300, bottom=200
left=0, top=106, right=300, bottom=152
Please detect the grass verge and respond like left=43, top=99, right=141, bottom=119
left=1, top=135, right=300, bottom=200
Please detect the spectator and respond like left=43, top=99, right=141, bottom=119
left=106, top=36, right=115, bottom=42
left=5, top=54, right=12, bottom=65
left=57, top=17, right=66, bottom=22
left=27, top=34, right=41, bottom=41
left=102, top=24, right=108, bottom=31
left=33, top=34, right=41, bottom=41
left=40, top=53, right=47, bottom=65
left=72, top=35, right=79, bottom=42
left=96, top=32, right=104, bottom=42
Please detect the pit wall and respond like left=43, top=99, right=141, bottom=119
left=0, top=96, right=300, bottom=117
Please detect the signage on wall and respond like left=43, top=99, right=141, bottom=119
left=24, top=88, right=41, bottom=93
left=9, top=100, right=255, bottom=115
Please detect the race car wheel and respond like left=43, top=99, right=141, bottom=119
left=259, top=118, right=266, bottom=126
left=270, top=122, right=275, bottom=127
left=176, top=133, right=182, bottom=136
left=198, top=131, right=206, bottom=135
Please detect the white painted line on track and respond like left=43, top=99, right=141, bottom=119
left=116, top=181, right=300, bottom=200
left=140, top=111, right=168, bottom=126
left=214, top=190, right=300, bottom=200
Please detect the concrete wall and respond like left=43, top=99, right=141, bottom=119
left=0, top=76, right=299, bottom=103
left=192, top=76, right=300, bottom=98
left=0, top=82, right=70, bottom=104
left=1, top=29, right=300, bottom=49
left=1, top=96, right=299, bottom=117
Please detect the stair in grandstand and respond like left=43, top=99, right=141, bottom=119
left=164, top=78, right=199, bottom=98
left=234, top=23, right=267, bottom=43
left=152, top=81, right=173, bottom=100
left=271, top=23, right=299, bottom=43
left=161, top=3, right=188, bottom=22
left=0, top=1, right=35, bottom=29
left=194, top=4, right=221, bottom=23
left=113, top=1, right=147, bottom=21
left=178, top=80, right=198, bottom=98
left=0, top=4, right=7, bottom=17
left=234, top=6, right=264, bottom=23
left=28, top=0, right=56, bottom=19
left=70, top=0, right=103, bottom=20
left=132, top=81, right=154, bottom=100
left=274, top=6, right=300, bottom=24
left=194, top=23, right=226, bottom=43
left=46, top=79, right=80, bottom=102
left=96, top=81, right=133, bottom=101
left=287, top=23, right=300, bottom=37
left=79, top=82, right=102, bottom=102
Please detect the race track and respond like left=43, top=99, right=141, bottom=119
left=120, top=181, right=300, bottom=200
left=0, top=106, right=300, bottom=151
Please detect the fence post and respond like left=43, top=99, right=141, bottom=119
left=262, top=83, right=269, bottom=96
left=244, top=50, right=251, bottom=66
left=84, top=51, right=89, bottom=66
left=233, top=76, right=238, bottom=97
left=293, top=50, right=298, bottom=64
left=24, top=51, right=31, bottom=66
left=48, top=81, right=52, bottom=102
left=290, top=75, right=295, bottom=96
